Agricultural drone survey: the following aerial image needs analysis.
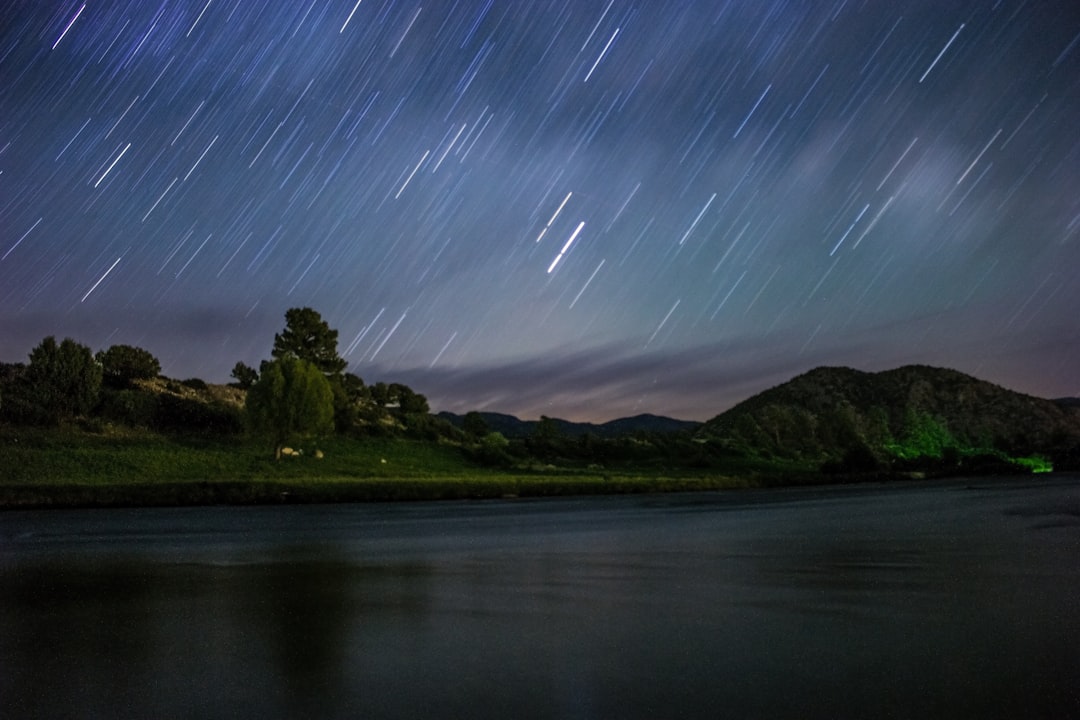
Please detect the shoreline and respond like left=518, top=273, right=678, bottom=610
left=2, top=471, right=1062, bottom=511
left=0, top=474, right=754, bottom=510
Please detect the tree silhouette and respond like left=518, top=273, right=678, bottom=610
left=271, top=307, right=347, bottom=376
left=96, top=344, right=161, bottom=387
left=463, top=411, right=488, bottom=438
left=27, top=336, right=102, bottom=424
left=230, top=361, right=259, bottom=389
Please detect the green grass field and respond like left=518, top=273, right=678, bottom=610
left=0, top=425, right=767, bottom=508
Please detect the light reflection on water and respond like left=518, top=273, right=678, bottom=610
left=1, top=478, right=1078, bottom=719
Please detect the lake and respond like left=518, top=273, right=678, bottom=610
left=2, top=477, right=1078, bottom=719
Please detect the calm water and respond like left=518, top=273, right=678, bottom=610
left=1, top=478, right=1078, bottom=719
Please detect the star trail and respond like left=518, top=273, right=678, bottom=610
left=1, top=1, right=1078, bottom=421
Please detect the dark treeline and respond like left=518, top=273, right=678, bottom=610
left=0, top=308, right=713, bottom=471
left=3, top=308, right=1076, bottom=477
left=0, top=309, right=436, bottom=445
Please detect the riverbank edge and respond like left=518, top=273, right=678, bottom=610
left=5, top=468, right=1045, bottom=510
left=0, top=474, right=773, bottom=510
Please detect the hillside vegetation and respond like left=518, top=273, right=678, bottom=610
left=2, top=306, right=1077, bottom=507
left=697, top=365, right=1079, bottom=473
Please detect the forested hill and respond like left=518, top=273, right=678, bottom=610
left=437, top=411, right=700, bottom=439
left=696, top=365, right=1080, bottom=467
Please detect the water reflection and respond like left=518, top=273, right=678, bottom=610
left=1, top=480, right=1079, bottom=718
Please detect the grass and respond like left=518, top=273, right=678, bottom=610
left=0, top=424, right=760, bottom=508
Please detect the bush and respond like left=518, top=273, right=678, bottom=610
left=96, top=345, right=161, bottom=387
left=26, top=336, right=102, bottom=424
left=467, top=432, right=514, bottom=467
left=245, top=358, right=334, bottom=457
left=152, top=394, right=242, bottom=435
left=98, top=388, right=159, bottom=427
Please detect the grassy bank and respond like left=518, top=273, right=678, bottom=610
left=0, top=425, right=761, bottom=509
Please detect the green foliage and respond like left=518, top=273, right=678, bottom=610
left=245, top=357, right=334, bottom=457
left=98, top=388, right=159, bottom=427
left=96, top=386, right=243, bottom=435
left=152, top=394, right=242, bottom=435
left=96, top=344, right=161, bottom=387
left=400, top=411, right=452, bottom=441
left=230, top=361, right=258, bottom=389
left=886, top=410, right=955, bottom=460
left=271, top=307, right=347, bottom=376
left=1010, top=455, right=1053, bottom=473
left=389, top=383, right=429, bottom=414
left=180, top=377, right=208, bottom=391
left=468, top=431, right=513, bottom=466
left=533, top=415, right=560, bottom=440
left=463, top=411, right=489, bottom=438
left=369, top=381, right=390, bottom=407
left=26, top=336, right=102, bottom=424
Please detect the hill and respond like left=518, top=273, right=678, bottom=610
left=436, top=411, right=700, bottom=439
left=696, top=365, right=1080, bottom=470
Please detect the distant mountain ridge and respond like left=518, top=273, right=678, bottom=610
left=696, top=364, right=1080, bottom=466
left=436, top=411, right=701, bottom=439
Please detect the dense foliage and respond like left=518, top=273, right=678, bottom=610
left=96, top=344, right=161, bottom=387
left=230, top=362, right=259, bottom=389
left=271, top=307, right=348, bottom=376
left=698, top=365, right=1073, bottom=473
left=245, top=357, right=334, bottom=458
left=2, top=314, right=1077, bottom=484
left=26, top=337, right=102, bottom=424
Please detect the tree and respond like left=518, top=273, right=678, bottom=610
left=96, top=344, right=161, bottom=387
left=463, top=411, right=489, bottom=438
left=341, top=372, right=366, bottom=402
left=528, top=415, right=562, bottom=459
left=271, top=307, right=347, bottom=376
left=390, top=382, right=429, bottom=414
left=26, top=336, right=102, bottom=424
left=533, top=415, right=560, bottom=441
left=230, top=361, right=259, bottom=390
left=369, top=381, right=390, bottom=407
left=330, top=372, right=367, bottom=432
left=245, top=357, right=334, bottom=459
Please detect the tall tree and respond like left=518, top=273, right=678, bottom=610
left=96, top=344, right=161, bottom=387
left=389, top=382, right=429, bottom=414
left=271, top=307, right=347, bottom=376
left=463, top=411, right=489, bottom=438
left=230, top=361, right=259, bottom=389
left=245, top=357, right=334, bottom=459
left=26, top=336, right=102, bottom=424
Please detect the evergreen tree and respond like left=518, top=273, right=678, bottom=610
left=271, top=307, right=347, bottom=376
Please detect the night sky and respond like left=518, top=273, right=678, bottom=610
left=2, top=1, right=1078, bottom=422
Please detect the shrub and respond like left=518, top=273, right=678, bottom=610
left=26, top=336, right=102, bottom=424
left=152, top=394, right=242, bottom=435
left=99, top=388, right=159, bottom=427
left=96, top=344, right=161, bottom=387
